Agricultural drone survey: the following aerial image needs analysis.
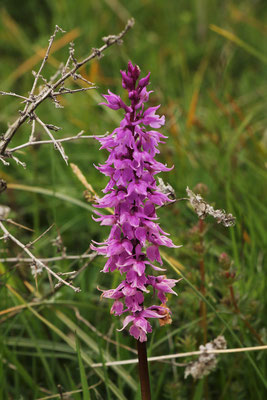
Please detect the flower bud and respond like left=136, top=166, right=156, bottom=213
left=219, top=252, right=231, bottom=270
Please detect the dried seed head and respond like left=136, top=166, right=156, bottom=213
left=157, top=177, right=176, bottom=200
left=158, top=303, right=173, bottom=326
left=186, top=187, right=236, bottom=227
left=184, top=335, right=227, bottom=380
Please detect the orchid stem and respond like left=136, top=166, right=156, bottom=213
left=137, top=340, right=151, bottom=400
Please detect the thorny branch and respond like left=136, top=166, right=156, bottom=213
left=38, top=248, right=97, bottom=299
left=29, top=25, right=66, bottom=98
left=0, top=91, right=31, bottom=101
left=8, top=131, right=109, bottom=153
left=0, top=221, right=80, bottom=292
left=35, top=115, right=69, bottom=164
left=0, top=18, right=135, bottom=158
left=0, top=253, right=96, bottom=263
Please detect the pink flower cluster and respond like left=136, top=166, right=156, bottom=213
left=92, top=62, right=180, bottom=342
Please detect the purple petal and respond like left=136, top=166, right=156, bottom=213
left=135, top=227, right=147, bottom=245
left=138, top=72, right=150, bottom=89
left=111, top=300, right=124, bottom=315
left=118, top=315, right=135, bottom=331
left=129, top=325, right=147, bottom=342
left=146, top=245, right=162, bottom=264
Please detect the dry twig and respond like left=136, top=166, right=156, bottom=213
left=91, top=344, right=267, bottom=368
left=0, top=221, right=80, bottom=292
left=0, top=253, right=96, bottom=263
left=35, top=115, right=69, bottom=164
left=8, top=131, right=108, bottom=153
left=0, top=19, right=135, bottom=157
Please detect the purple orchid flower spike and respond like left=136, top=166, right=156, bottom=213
left=92, top=61, right=181, bottom=342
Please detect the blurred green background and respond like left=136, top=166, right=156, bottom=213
left=0, top=0, right=266, bottom=399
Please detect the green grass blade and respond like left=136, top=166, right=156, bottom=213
left=56, top=310, right=138, bottom=392
left=3, top=346, right=42, bottom=394
left=162, top=254, right=267, bottom=390
left=210, top=24, right=267, bottom=64
left=76, top=336, right=91, bottom=400
left=97, top=338, right=112, bottom=400
left=193, top=379, right=204, bottom=400
left=7, top=183, right=94, bottom=212
left=6, top=287, right=127, bottom=400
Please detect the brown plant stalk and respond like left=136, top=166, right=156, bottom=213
left=137, top=341, right=151, bottom=400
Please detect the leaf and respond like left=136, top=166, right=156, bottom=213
left=7, top=183, right=95, bottom=212
left=76, top=336, right=91, bottom=400
left=210, top=24, right=267, bottom=64
left=162, top=254, right=267, bottom=390
left=56, top=310, right=137, bottom=392
left=6, top=285, right=128, bottom=400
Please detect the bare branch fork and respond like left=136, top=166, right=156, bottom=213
left=0, top=221, right=80, bottom=292
left=0, top=18, right=135, bottom=158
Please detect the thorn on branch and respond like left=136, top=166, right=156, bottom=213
left=69, top=41, right=77, bottom=66
left=92, top=48, right=104, bottom=60
left=50, top=93, right=64, bottom=109
left=0, top=233, right=9, bottom=241
left=0, top=151, right=26, bottom=168
left=45, top=124, right=62, bottom=132
left=0, top=91, right=32, bottom=102
left=28, top=118, right=36, bottom=143
left=55, top=25, right=66, bottom=34
left=71, top=73, right=94, bottom=86
left=53, top=86, right=97, bottom=96
left=0, top=156, right=10, bottom=166
left=102, top=35, right=122, bottom=46
left=102, top=17, right=135, bottom=46
left=11, top=154, right=26, bottom=169
left=35, top=115, right=68, bottom=164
